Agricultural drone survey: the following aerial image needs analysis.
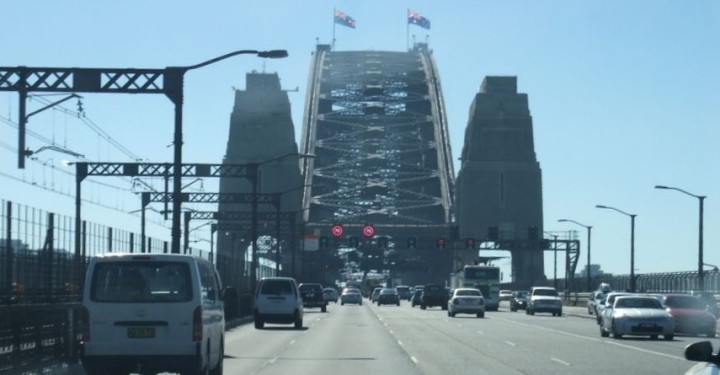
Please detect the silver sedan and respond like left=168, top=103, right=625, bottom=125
left=448, top=288, right=485, bottom=318
left=599, top=295, right=675, bottom=340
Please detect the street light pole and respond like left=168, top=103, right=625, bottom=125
left=558, top=219, right=593, bottom=291
left=250, top=153, right=314, bottom=293
left=168, top=49, right=288, bottom=255
left=655, top=185, right=706, bottom=292
left=596, top=205, right=637, bottom=292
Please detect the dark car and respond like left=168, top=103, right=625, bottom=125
left=410, top=289, right=423, bottom=307
left=659, top=294, right=716, bottom=337
left=298, top=283, right=327, bottom=312
left=396, top=285, right=412, bottom=301
left=377, top=288, right=401, bottom=306
left=510, top=290, right=529, bottom=311
left=421, top=284, right=448, bottom=310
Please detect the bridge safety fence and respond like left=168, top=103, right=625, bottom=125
left=503, top=271, right=720, bottom=299
left=0, top=199, right=215, bottom=374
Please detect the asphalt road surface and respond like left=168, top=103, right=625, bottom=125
left=57, top=300, right=715, bottom=374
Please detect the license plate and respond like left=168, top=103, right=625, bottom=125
left=639, top=323, right=656, bottom=328
left=127, top=327, right=155, bottom=338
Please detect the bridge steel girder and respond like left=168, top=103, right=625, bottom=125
left=298, top=45, right=456, bottom=285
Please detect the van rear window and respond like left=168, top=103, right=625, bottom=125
left=90, top=261, right=192, bottom=303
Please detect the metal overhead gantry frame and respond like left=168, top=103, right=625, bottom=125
left=0, top=49, right=287, bottom=255
left=478, top=237, right=581, bottom=290
left=73, top=161, right=254, bottom=257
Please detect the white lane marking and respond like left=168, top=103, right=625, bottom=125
left=398, top=340, right=403, bottom=346
left=390, top=330, right=394, bottom=334
left=289, top=339, right=296, bottom=345
left=493, top=316, right=685, bottom=361
left=551, top=357, right=571, bottom=366
left=504, top=341, right=516, bottom=347
left=456, top=324, right=463, bottom=327
left=269, top=356, right=278, bottom=364
left=411, top=356, right=419, bottom=364
left=477, top=331, right=485, bottom=335
left=604, top=340, right=685, bottom=361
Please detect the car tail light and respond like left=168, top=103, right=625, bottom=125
left=79, top=305, right=90, bottom=342
left=453, top=299, right=460, bottom=305
left=192, top=306, right=203, bottom=342
left=478, top=299, right=484, bottom=305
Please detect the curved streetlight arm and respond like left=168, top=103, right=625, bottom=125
left=655, top=185, right=704, bottom=199
left=181, top=49, right=288, bottom=71
left=595, top=205, right=634, bottom=217
left=558, top=218, right=591, bottom=229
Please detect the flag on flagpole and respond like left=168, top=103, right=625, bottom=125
left=334, top=9, right=356, bottom=28
left=408, top=9, right=431, bottom=30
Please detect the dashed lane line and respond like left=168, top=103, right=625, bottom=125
left=551, top=357, right=571, bottom=366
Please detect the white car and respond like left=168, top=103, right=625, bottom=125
left=81, top=253, right=225, bottom=375
left=254, top=277, right=303, bottom=329
left=599, top=295, right=674, bottom=340
left=526, top=286, right=563, bottom=316
left=448, top=288, right=485, bottom=318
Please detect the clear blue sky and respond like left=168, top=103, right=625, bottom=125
left=2, top=1, right=719, bottom=282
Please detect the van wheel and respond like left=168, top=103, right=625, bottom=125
left=477, top=312, right=484, bottom=318
left=210, top=339, right=224, bottom=375
left=321, top=305, right=327, bottom=313
left=294, top=311, right=303, bottom=329
left=254, top=318, right=264, bottom=329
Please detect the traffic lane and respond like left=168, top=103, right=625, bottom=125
left=373, top=302, right=695, bottom=375
left=500, top=300, right=719, bottom=358
left=481, top=305, right=720, bottom=369
left=225, top=302, right=417, bottom=375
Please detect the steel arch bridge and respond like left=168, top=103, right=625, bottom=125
left=299, top=44, right=456, bottom=285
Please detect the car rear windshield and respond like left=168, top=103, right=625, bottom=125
left=91, top=261, right=192, bottom=303
left=616, top=298, right=662, bottom=309
left=299, top=284, right=322, bottom=292
left=665, top=296, right=706, bottom=310
left=456, top=290, right=481, bottom=296
left=533, top=289, right=558, bottom=297
left=261, top=279, right=295, bottom=295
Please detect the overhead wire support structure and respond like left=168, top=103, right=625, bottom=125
left=0, top=49, right=288, bottom=254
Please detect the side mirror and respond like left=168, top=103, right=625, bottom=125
left=685, top=341, right=714, bottom=362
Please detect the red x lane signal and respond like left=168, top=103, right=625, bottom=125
left=331, top=224, right=344, bottom=238
left=362, top=224, right=375, bottom=238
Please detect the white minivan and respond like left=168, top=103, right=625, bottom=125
left=80, top=253, right=225, bottom=375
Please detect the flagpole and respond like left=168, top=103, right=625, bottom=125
left=406, top=9, right=410, bottom=51
left=332, top=8, right=336, bottom=50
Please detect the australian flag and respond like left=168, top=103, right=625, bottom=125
left=334, top=9, right=356, bottom=29
left=408, top=10, right=431, bottom=30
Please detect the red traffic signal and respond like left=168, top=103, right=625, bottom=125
left=437, top=237, right=446, bottom=249
left=465, top=238, right=476, bottom=249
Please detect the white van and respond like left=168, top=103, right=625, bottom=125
left=254, top=277, right=303, bottom=329
left=80, top=253, right=225, bottom=375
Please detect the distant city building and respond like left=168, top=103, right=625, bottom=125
left=576, top=264, right=606, bottom=278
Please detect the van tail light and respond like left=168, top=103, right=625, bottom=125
left=192, top=306, right=203, bottom=342
left=79, top=306, right=90, bottom=342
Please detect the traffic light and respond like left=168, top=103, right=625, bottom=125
left=319, top=236, right=329, bottom=248
left=487, top=226, right=499, bottom=241
left=528, top=226, right=539, bottom=241
left=437, top=237, right=446, bottom=249
left=465, top=237, right=476, bottom=249
left=378, top=237, right=388, bottom=248
left=348, top=236, right=359, bottom=248
left=407, top=237, right=417, bottom=249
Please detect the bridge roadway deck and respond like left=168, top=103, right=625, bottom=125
left=41, top=301, right=714, bottom=374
